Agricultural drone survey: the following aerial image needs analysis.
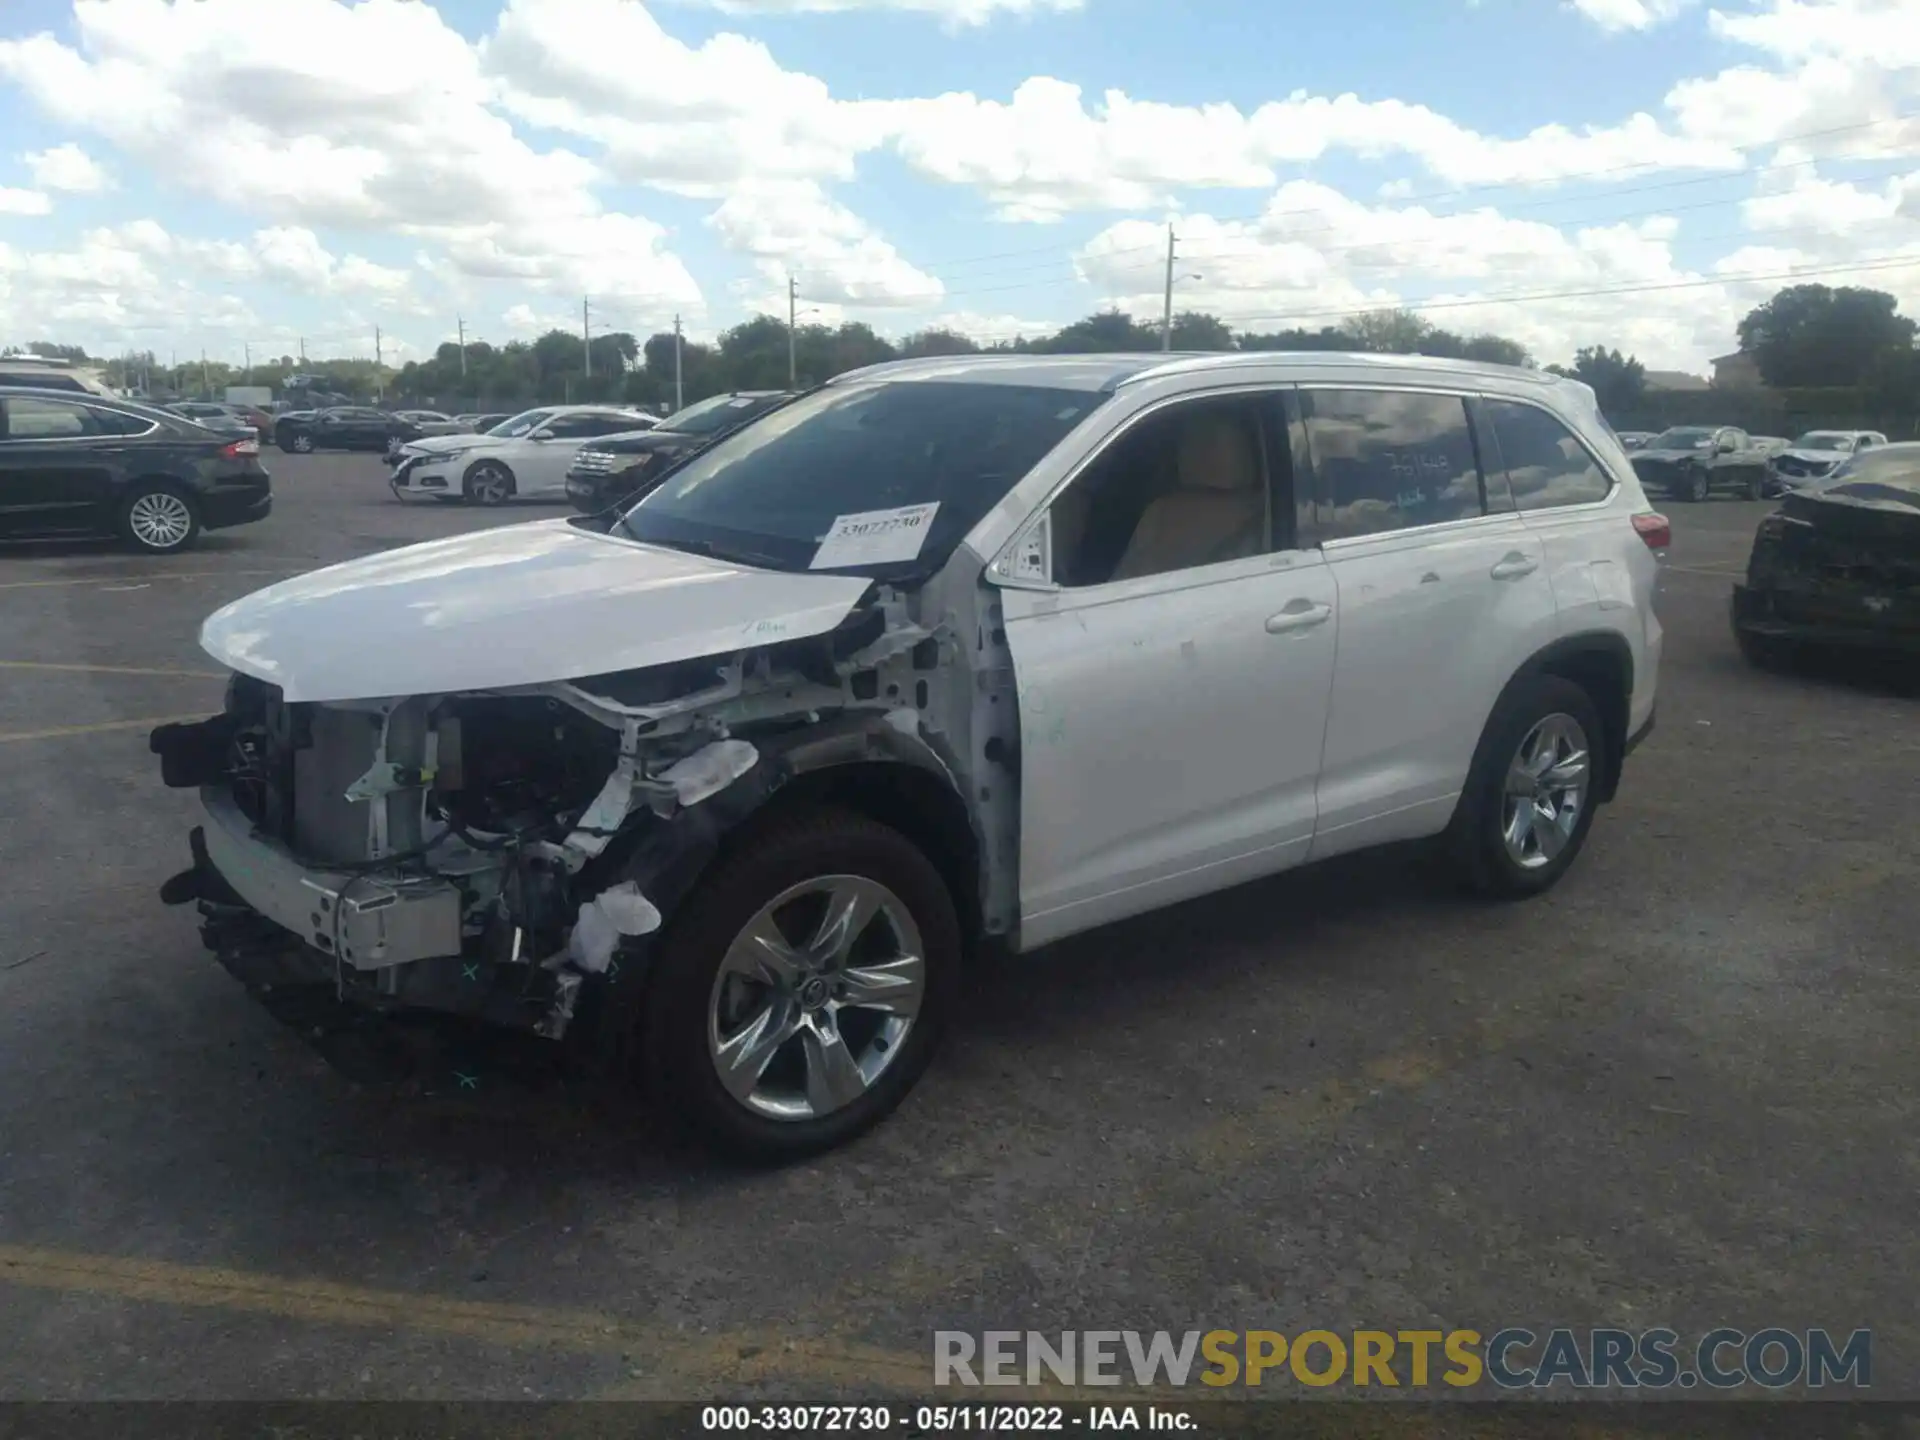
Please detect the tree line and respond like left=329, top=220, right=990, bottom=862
left=9, top=283, right=1915, bottom=427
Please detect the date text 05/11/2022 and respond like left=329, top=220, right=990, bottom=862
left=700, top=1404, right=1195, bottom=1432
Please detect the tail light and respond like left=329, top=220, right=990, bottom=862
left=220, top=437, right=260, bottom=458
left=1632, top=512, right=1670, bottom=551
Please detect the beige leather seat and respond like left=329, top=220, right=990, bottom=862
left=1110, top=412, right=1265, bottom=582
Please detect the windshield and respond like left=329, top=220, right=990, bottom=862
left=1651, top=427, right=1713, bottom=448
left=660, top=393, right=780, bottom=438
left=488, top=408, right=552, bottom=438
left=618, top=380, right=1107, bottom=575
left=1792, top=432, right=1853, bottom=451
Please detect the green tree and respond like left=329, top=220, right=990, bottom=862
left=1238, top=326, right=1352, bottom=352
left=1736, top=284, right=1917, bottom=389
left=1345, top=307, right=1433, bottom=353
left=899, top=328, right=979, bottom=358
left=1169, top=311, right=1235, bottom=351
left=1568, top=345, right=1647, bottom=415
left=1033, top=309, right=1159, bottom=353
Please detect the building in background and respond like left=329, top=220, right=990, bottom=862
left=1711, top=351, right=1764, bottom=390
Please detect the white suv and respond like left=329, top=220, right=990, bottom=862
left=152, top=352, right=1665, bottom=1161
left=389, top=404, right=655, bottom=504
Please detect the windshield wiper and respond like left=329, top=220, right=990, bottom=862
left=614, top=522, right=788, bottom=570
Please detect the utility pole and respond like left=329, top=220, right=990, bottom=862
left=787, top=275, right=798, bottom=388
left=673, top=314, right=684, bottom=412
left=582, top=296, right=592, bottom=379
left=244, top=342, right=251, bottom=383
left=374, top=325, right=382, bottom=371
left=1161, top=223, right=1176, bottom=352
left=201, top=349, right=209, bottom=397
left=299, top=336, right=307, bottom=365
left=457, top=316, right=467, bottom=378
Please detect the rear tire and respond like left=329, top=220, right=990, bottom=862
left=1445, top=675, right=1605, bottom=900
left=640, top=808, right=961, bottom=1163
left=118, top=482, right=201, bottom=554
left=463, top=460, right=514, bottom=506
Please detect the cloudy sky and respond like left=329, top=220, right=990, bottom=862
left=0, top=0, right=1916, bottom=371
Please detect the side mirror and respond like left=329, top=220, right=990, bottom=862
left=1717, top=436, right=1737, bottom=453
left=529, top=429, right=553, bottom=442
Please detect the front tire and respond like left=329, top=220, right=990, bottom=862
left=1445, top=676, right=1604, bottom=900
left=640, top=809, right=961, bottom=1163
left=1683, top=465, right=1711, bottom=503
left=463, top=460, right=514, bottom=506
left=118, top=482, right=201, bottom=554
left=289, top=432, right=314, bottom=454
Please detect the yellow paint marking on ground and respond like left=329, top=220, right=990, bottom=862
left=0, top=660, right=226, bottom=680
left=0, top=714, right=209, bottom=744
left=1661, top=564, right=1745, bottom=578
left=0, top=569, right=295, bottom=591
left=0, top=1243, right=927, bottom=1392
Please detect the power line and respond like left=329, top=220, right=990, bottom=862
left=911, top=109, right=1920, bottom=276
left=951, top=251, right=1920, bottom=342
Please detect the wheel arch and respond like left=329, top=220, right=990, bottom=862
left=1501, top=631, right=1634, bottom=803
left=568, top=714, right=981, bottom=1070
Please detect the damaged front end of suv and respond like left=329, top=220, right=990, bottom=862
left=150, top=517, right=1018, bottom=1135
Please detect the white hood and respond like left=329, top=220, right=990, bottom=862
left=199, top=519, right=874, bottom=703
left=402, top=432, right=489, bottom=457
left=1777, top=447, right=1846, bottom=465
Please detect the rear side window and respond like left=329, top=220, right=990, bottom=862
left=0, top=372, right=87, bottom=393
left=1302, top=389, right=1483, bottom=540
left=2, top=395, right=103, bottom=438
left=91, top=407, right=157, bottom=436
left=1482, top=400, right=1612, bottom=510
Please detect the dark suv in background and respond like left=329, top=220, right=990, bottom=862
left=0, top=388, right=271, bottom=553
left=565, top=391, right=793, bottom=512
left=275, top=406, right=421, bottom=454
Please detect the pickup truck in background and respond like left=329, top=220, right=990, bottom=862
left=1628, top=425, right=1774, bottom=502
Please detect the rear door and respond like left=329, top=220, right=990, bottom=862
left=0, top=395, right=126, bottom=535
left=1302, top=386, right=1561, bottom=859
left=519, top=412, right=634, bottom=496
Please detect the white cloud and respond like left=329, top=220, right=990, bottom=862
left=23, top=142, right=108, bottom=192
left=0, top=188, right=51, bottom=215
left=708, top=181, right=943, bottom=307
left=688, top=0, right=1078, bottom=23
left=1567, top=0, right=1693, bottom=32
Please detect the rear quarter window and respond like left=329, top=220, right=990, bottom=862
left=1482, top=399, right=1613, bottom=510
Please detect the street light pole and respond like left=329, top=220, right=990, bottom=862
left=673, top=314, right=684, bottom=412
left=788, top=275, right=798, bottom=388
left=1161, top=224, right=1176, bottom=352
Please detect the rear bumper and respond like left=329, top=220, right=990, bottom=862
left=1732, top=583, right=1920, bottom=654
left=202, top=487, right=271, bottom=529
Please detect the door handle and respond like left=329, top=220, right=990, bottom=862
left=1264, top=600, right=1333, bottom=634
left=1490, top=552, right=1539, bottom=580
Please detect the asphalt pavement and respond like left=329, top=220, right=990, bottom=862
left=0, top=454, right=1914, bottom=1402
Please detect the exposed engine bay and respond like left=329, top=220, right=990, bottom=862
left=151, top=583, right=1018, bottom=1068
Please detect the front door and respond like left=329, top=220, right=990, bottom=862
left=996, top=390, right=1339, bottom=950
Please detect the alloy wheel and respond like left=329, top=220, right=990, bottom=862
left=469, top=465, right=510, bottom=504
left=706, top=874, right=926, bottom=1122
left=1500, top=713, right=1591, bottom=870
left=127, top=491, right=194, bottom=551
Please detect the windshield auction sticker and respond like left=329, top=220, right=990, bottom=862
left=810, top=503, right=940, bottom=569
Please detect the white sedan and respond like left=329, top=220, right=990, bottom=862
left=390, top=405, right=657, bottom=505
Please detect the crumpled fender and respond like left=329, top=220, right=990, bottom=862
left=561, top=711, right=962, bottom=1070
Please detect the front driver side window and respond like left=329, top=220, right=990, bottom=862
left=1048, top=397, right=1274, bottom=588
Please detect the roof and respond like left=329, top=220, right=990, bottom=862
left=1710, top=351, right=1754, bottom=364
left=828, top=349, right=1558, bottom=394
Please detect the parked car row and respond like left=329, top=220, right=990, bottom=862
left=387, top=393, right=793, bottom=507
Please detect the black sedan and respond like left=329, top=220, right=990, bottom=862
left=1732, top=443, right=1920, bottom=666
left=0, top=388, right=271, bottom=553
left=564, top=391, right=792, bottom=513
left=275, top=405, right=421, bottom=454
